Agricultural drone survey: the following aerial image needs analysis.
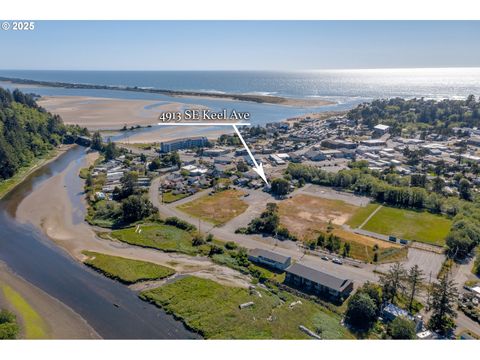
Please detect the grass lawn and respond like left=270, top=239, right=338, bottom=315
left=82, top=251, right=175, bottom=284
left=354, top=206, right=452, bottom=246
left=140, top=276, right=353, bottom=339
left=346, top=203, right=380, bottom=228
left=162, top=191, right=189, bottom=204
left=1, top=284, right=48, bottom=339
left=110, top=223, right=197, bottom=255
left=177, top=189, right=248, bottom=226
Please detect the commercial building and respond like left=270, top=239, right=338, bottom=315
left=160, top=137, right=208, bottom=152
left=248, top=249, right=292, bottom=271
left=284, top=263, right=353, bottom=301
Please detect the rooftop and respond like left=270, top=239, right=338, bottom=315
left=248, top=248, right=291, bottom=264
left=285, top=263, right=352, bottom=292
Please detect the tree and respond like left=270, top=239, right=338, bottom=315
left=379, top=263, right=406, bottom=304
left=357, top=282, right=383, bottom=315
left=85, top=172, right=94, bottom=189
left=103, top=139, right=119, bottom=161
left=342, top=242, right=351, bottom=257
left=410, top=173, right=427, bottom=188
left=458, top=178, right=472, bottom=201
left=192, top=234, right=206, bottom=246
left=428, top=273, right=458, bottom=336
left=389, top=316, right=416, bottom=339
left=236, top=161, right=248, bottom=172
left=406, top=265, right=425, bottom=313
left=91, top=131, right=103, bottom=151
left=0, top=309, right=19, bottom=340
left=271, top=178, right=290, bottom=196
left=148, top=157, right=162, bottom=171
left=345, top=292, right=377, bottom=331
left=120, top=171, right=138, bottom=198
left=121, top=195, right=157, bottom=223
left=432, top=176, right=445, bottom=193
left=446, top=230, right=475, bottom=259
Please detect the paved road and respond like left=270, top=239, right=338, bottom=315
left=149, top=178, right=379, bottom=287
left=298, top=184, right=371, bottom=207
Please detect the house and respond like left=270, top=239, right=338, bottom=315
left=106, top=171, right=125, bottom=182
left=360, top=139, right=387, bottom=147
left=373, top=124, right=390, bottom=135
left=304, top=149, right=326, bottom=161
left=382, top=303, right=415, bottom=322
left=321, top=139, right=357, bottom=149
left=204, top=148, right=230, bottom=157
left=284, top=263, right=353, bottom=301
left=248, top=249, right=292, bottom=270
left=214, top=156, right=233, bottom=165
left=269, top=154, right=286, bottom=165
left=181, top=165, right=208, bottom=176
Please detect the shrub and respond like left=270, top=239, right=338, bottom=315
left=225, top=241, right=237, bottom=250
left=389, top=316, right=416, bottom=339
left=165, top=217, right=196, bottom=232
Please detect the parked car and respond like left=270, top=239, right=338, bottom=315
left=332, top=258, right=343, bottom=265
left=321, top=256, right=330, bottom=261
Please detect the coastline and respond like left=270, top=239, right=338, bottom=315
left=0, top=77, right=335, bottom=108
left=14, top=148, right=251, bottom=289
left=0, top=144, right=73, bottom=200
left=0, top=261, right=99, bottom=339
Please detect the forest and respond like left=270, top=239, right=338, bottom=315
left=0, top=87, right=88, bottom=180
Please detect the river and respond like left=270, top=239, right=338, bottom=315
left=0, top=146, right=198, bottom=339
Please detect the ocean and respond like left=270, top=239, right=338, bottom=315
left=0, top=68, right=479, bottom=128
left=1, top=68, right=479, bottom=100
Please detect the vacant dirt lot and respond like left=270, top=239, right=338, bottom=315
left=278, top=194, right=359, bottom=239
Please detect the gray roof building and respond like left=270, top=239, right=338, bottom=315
left=285, top=263, right=353, bottom=301
left=248, top=248, right=292, bottom=270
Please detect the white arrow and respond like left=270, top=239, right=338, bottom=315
left=232, top=124, right=269, bottom=185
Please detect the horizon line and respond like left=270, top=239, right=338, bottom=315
left=1, top=66, right=480, bottom=72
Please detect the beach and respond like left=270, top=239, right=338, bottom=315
left=37, top=96, right=208, bottom=130
left=0, top=262, right=99, bottom=339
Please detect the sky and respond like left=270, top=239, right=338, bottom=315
left=0, top=21, right=479, bottom=70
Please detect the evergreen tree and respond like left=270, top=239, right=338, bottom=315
left=379, top=263, right=406, bottom=304
left=91, top=131, right=103, bottom=151
left=428, top=273, right=458, bottom=336
left=406, top=265, right=424, bottom=313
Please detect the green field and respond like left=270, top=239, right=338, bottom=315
left=110, top=224, right=197, bottom=255
left=348, top=205, right=452, bottom=246
left=82, top=251, right=175, bottom=284
left=1, top=284, right=48, bottom=339
left=162, top=191, right=189, bottom=204
left=140, top=276, right=353, bottom=339
left=177, top=189, right=248, bottom=226
left=346, top=203, right=380, bottom=228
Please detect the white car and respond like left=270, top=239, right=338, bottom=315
left=332, top=258, right=343, bottom=265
